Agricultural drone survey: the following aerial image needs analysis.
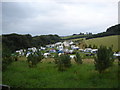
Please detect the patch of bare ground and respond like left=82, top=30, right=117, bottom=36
left=41, top=58, right=55, bottom=63
left=83, top=59, right=94, bottom=64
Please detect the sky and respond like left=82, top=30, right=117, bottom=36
left=2, top=0, right=119, bottom=36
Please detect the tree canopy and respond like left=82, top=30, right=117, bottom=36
left=2, top=33, right=61, bottom=53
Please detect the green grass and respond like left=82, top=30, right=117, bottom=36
left=2, top=58, right=118, bottom=88
left=85, top=35, right=120, bottom=51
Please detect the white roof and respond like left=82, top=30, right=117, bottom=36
left=70, top=55, right=75, bottom=59
left=44, top=53, right=50, bottom=56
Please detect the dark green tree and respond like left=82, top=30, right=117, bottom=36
left=93, top=44, right=97, bottom=49
left=74, top=52, right=82, bottom=64
left=27, top=51, right=44, bottom=67
left=54, top=53, right=59, bottom=64
left=57, top=54, right=71, bottom=71
left=88, top=44, right=92, bottom=48
left=2, top=47, right=13, bottom=71
left=94, top=45, right=114, bottom=73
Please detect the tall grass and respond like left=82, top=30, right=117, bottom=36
left=2, top=59, right=118, bottom=88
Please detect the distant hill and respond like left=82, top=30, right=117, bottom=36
left=62, top=24, right=120, bottom=40
left=2, top=33, right=61, bottom=53
left=106, top=24, right=120, bottom=33
left=86, top=24, right=120, bottom=39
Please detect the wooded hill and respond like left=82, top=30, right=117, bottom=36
left=86, top=24, right=120, bottom=39
left=2, top=24, right=119, bottom=53
left=62, top=24, right=120, bottom=40
left=2, top=33, right=61, bottom=53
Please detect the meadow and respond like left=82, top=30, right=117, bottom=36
left=85, top=35, right=120, bottom=51
left=2, top=57, right=119, bottom=88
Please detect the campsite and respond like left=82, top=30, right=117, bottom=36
left=2, top=1, right=120, bottom=88
left=2, top=25, right=120, bottom=88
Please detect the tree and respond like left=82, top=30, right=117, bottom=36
left=2, top=33, right=61, bottom=53
left=27, top=51, right=44, bottom=67
left=2, top=47, right=13, bottom=71
left=118, top=56, right=120, bottom=66
left=93, top=44, right=97, bottom=49
left=94, top=45, right=114, bottom=73
left=56, top=54, right=71, bottom=71
left=74, top=52, right=82, bottom=64
left=54, top=53, right=59, bottom=64
left=88, top=44, right=92, bottom=48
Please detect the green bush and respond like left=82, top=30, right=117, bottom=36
left=54, top=53, right=59, bottom=64
left=118, top=56, right=120, bottom=65
left=74, top=52, right=82, bottom=64
left=93, top=44, right=97, bottom=49
left=94, top=45, right=114, bottom=73
left=57, top=54, right=71, bottom=71
left=2, top=56, right=13, bottom=71
left=27, top=51, right=44, bottom=67
left=2, top=47, right=14, bottom=71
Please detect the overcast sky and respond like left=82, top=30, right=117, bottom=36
left=2, top=0, right=119, bottom=36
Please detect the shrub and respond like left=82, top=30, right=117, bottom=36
left=27, top=51, right=44, bottom=67
left=57, top=54, right=71, bottom=71
left=2, top=56, right=13, bottom=71
left=94, top=45, right=114, bottom=73
left=54, top=53, right=59, bottom=64
left=118, top=56, right=120, bottom=66
left=88, top=44, right=92, bottom=48
left=93, top=44, right=97, bottom=49
left=74, top=52, right=82, bottom=64
left=2, top=47, right=14, bottom=71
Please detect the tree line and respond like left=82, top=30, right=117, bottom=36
left=2, top=33, right=61, bottom=71
left=2, top=33, right=61, bottom=53
left=86, top=24, right=120, bottom=39
left=63, top=24, right=120, bottom=40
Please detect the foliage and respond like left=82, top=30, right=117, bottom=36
left=27, top=51, right=44, bottom=67
left=2, top=56, right=13, bottom=71
left=2, top=46, right=14, bottom=71
left=92, top=44, right=97, bottom=49
left=74, top=52, right=82, bottom=64
left=118, top=56, right=120, bottom=65
left=88, top=44, right=92, bottom=48
left=54, top=53, right=59, bottom=64
left=86, top=24, right=120, bottom=39
left=56, top=54, right=71, bottom=71
left=94, top=45, right=114, bottom=73
left=2, top=60, right=118, bottom=88
left=62, top=24, right=120, bottom=40
left=2, top=33, right=61, bottom=53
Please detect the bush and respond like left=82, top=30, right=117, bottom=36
left=2, top=56, right=13, bottom=71
left=27, top=51, right=44, bottom=67
left=54, top=53, right=59, bottom=64
left=94, top=45, right=114, bottom=73
left=2, top=47, right=14, bottom=71
left=88, top=44, right=92, bottom=48
left=74, top=52, right=82, bottom=64
left=93, top=44, right=97, bottom=49
left=57, top=54, right=71, bottom=71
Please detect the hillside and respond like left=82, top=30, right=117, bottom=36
left=85, top=35, right=120, bottom=51
left=2, top=33, right=61, bottom=53
left=106, top=24, right=120, bottom=33
left=61, top=34, right=89, bottom=40
left=62, top=24, right=120, bottom=40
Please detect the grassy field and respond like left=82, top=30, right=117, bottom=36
left=2, top=58, right=119, bottom=88
left=85, top=35, right=120, bottom=51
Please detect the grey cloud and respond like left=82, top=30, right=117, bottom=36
left=2, top=1, right=117, bottom=36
